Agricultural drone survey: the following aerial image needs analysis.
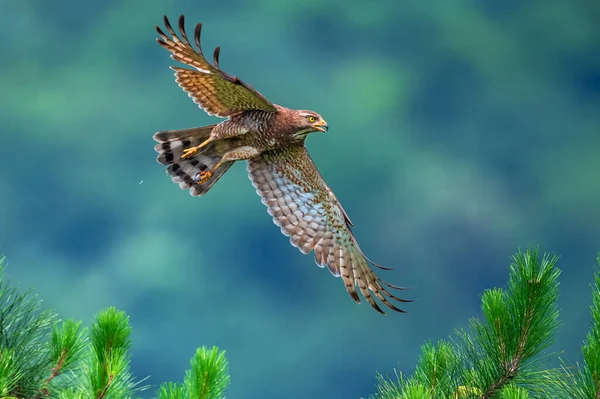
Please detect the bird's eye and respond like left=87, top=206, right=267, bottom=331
left=308, top=116, right=316, bottom=123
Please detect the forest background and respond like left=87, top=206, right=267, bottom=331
left=1, top=1, right=599, bottom=398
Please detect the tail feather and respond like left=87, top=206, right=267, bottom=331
left=153, top=125, right=216, bottom=164
left=153, top=125, right=233, bottom=197
left=166, top=157, right=234, bottom=196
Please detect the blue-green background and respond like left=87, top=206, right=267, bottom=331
left=1, top=1, right=599, bottom=398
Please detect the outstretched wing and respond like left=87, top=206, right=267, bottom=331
left=247, top=146, right=412, bottom=314
left=156, top=15, right=278, bottom=117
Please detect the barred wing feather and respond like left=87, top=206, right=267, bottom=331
left=247, top=146, right=411, bottom=314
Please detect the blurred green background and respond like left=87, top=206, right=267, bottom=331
left=1, top=0, right=599, bottom=397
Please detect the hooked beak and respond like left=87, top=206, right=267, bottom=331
left=314, top=119, right=329, bottom=133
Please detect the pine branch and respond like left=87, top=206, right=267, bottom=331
left=370, top=247, right=562, bottom=399
left=559, top=254, right=600, bottom=398
left=186, top=346, right=230, bottom=399
left=0, top=255, right=233, bottom=399
left=413, top=340, right=461, bottom=398
left=87, top=307, right=138, bottom=399
left=39, top=320, right=87, bottom=396
left=157, top=346, right=230, bottom=399
left=498, top=384, right=530, bottom=399
left=157, top=382, right=187, bottom=399
left=0, top=257, right=57, bottom=398
left=464, top=248, right=561, bottom=397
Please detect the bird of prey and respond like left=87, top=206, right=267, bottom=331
left=153, top=15, right=411, bottom=314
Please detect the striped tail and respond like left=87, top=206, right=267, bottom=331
left=153, top=125, right=234, bottom=197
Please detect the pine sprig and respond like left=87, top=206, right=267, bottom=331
left=370, top=371, right=404, bottom=399
left=371, top=247, right=563, bottom=399
left=559, top=254, right=600, bottom=398
left=498, top=384, right=530, bottom=399
left=184, top=346, right=230, bottom=399
left=50, top=320, right=87, bottom=373
left=156, top=346, right=230, bottom=399
left=87, top=307, right=137, bottom=399
left=0, top=257, right=57, bottom=398
left=157, top=382, right=187, bottom=399
left=39, top=320, right=87, bottom=396
left=0, top=255, right=233, bottom=399
left=0, top=346, right=20, bottom=396
left=461, top=248, right=561, bottom=397
left=412, top=340, right=461, bottom=398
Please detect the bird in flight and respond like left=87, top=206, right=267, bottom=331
left=153, top=15, right=411, bottom=314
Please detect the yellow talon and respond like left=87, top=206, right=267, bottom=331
left=181, top=138, right=213, bottom=160
left=195, top=170, right=213, bottom=184
left=181, top=147, right=199, bottom=160
left=193, top=158, right=223, bottom=184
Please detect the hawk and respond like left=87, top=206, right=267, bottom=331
left=153, top=15, right=411, bottom=314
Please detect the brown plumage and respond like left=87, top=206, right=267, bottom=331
left=153, top=15, right=412, bottom=314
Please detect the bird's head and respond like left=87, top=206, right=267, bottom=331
left=290, top=110, right=328, bottom=138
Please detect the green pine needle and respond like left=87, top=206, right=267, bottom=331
left=0, top=347, right=20, bottom=397
left=400, top=381, right=429, bottom=399
left=157, top=382, right=187, bottom=399
left=371, top=247, right=564, bottom=398
left=411, top=340, right=460, bottom=398
left=43, top=319, right=87, bottom=393
left=498, top=384, right=530, bottom=399
left=184, top=346, right=230, bottom=399
left=50, top=320, right=86, bottom=371
left=458, top=247, right=561, bottom=397
left=559, top=253, right=600, bottom=398
left=0, top=257, right=58, bottom=397
left=369, top=372, right=405, bottom=399
left=88, top=307, right=136, bottom=399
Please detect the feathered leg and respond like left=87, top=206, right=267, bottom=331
left=153, top=125, right=216, bottom=164
left=196, top=146, right=261, bottom=184
left=180, top=138, right=213, bottom=159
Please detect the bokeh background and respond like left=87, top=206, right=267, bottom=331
left=1, top=0, right=599, bottom=397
